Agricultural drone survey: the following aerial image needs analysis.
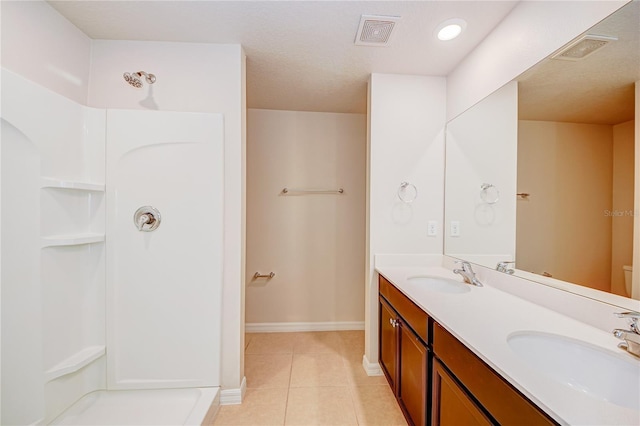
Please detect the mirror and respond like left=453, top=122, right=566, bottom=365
left=444, top=1, right=640, bottom=304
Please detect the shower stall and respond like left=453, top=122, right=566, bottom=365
left=1, top=68, right=224, bottom=424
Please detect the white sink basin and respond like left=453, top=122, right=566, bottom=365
left=508, top=331, right=640, bottom=410
left=407, top=276, right=470, bottom=294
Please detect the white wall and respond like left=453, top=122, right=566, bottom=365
left=366, top=74, right=446, bottom=366
left=89, top=40, right=246, bottom=395
left=1, top=2, right=95, bottom=423
left=612, top=120, right=635, bottom=296
left=444, top=81, right=518, bottom=265
left=246, top=109, right=366, bottom=328
left=517, top=121, right=613, bottom=292
left=0, top=0, right=91, bottom=104
left=447, top=0, right=628, bottom=121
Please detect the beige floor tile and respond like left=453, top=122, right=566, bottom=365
left=337, top=330, right=365, bottom=346
left=343, top=356, right=390, bottom=387
left=293, top=331, right=343, bottom=354
left=218, top=332, right=406, bottom=426
left=284, top=386, right=358, bottom=426
left=212, top=388, right=288, bottom=426
left=245, top=332, right=299, bottom=354
left=350, top=385, right=408, bottom=426
left=290, top=352, right=349, bottom=387
left=337, top=332, right=388, bottom=386
left=340, top=340, right=365, bottom=362
left=244, top=333, right=256, bottom=350
left=245, top=353, right=292, bottom=389
left=337, top=330, right=366, bottom=358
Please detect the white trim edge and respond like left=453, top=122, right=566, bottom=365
left=245, top=321, right=365, bottom=333
left=362, top=354, right=383, bottom=376
left=219, top=376, right=246, bottom=405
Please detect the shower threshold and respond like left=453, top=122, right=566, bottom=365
left=50, top=387, right=219, bottom=425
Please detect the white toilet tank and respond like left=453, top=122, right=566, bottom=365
left=623, top=265, right=632, bottom=296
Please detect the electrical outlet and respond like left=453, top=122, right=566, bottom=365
left=450, top=221, right=460, bottom=237
left=427, top=220, right=437, bottom=236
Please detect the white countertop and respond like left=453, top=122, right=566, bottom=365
left=376, top=265, right=640, bottom=426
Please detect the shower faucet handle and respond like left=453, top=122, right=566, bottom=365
left=133, top=206, right=161, bottom=232
left=136, top=214, right=151, bottom=231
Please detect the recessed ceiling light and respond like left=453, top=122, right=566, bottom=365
left=436, top=19, right=467, bottom=41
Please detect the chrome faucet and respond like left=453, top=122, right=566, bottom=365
left=613, top=311, right=640, bottom=358
left=453, top=261, right=483, bottom=287
left=496, top=261, right=515, bottom=274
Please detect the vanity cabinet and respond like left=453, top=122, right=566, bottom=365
left=379, top=276, right=429, bottom=426
left=378, top=274, right=558, bottom=426
left=432, top=323, right=556, bottom=425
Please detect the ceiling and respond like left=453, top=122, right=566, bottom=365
left=518, top=0, right=639, bottom=125
left=48, top=1, right=518, bottom=114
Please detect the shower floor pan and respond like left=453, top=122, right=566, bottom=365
left=51, top=387, right=219, bottom=425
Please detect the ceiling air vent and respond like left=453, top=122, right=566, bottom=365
left=355, top=15, right=401, bottom=47
left=551, top=34, right=617, bottom=61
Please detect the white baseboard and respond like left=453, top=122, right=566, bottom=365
left=245, top=321, right=365, bottom=333
left=219, top=376, right=246, bottom=405
left=362, top=354, right=383, bottom=376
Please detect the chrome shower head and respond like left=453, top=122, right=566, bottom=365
left=123, top=71, right=156, bottom=88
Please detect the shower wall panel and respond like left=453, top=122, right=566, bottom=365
left=106, top=110, right=223, bottom=389
left=1, top=68, right=106, bottom=425
left=1, top=118, right=44, bottom=425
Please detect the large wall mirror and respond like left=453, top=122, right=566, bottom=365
left=444, top=1, right=640, bottom=306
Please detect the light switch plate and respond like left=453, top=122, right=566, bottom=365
left=427, top=220, right=437, bottom=236
left=450, top=221, right=460, bottom=237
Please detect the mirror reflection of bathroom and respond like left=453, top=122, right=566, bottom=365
left=515, top=1, right=638, bottom=298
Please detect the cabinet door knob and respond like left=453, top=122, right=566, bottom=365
left=389, top=318, right=399, bottom=327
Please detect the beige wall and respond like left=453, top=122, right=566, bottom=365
left=246, top=109, right=366, bottom=326
left=612, top=120, right=635, bottom=296
left=517, top=121, right=613, bottom=292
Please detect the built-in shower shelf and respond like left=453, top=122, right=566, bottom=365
left=41, top=177, right=105, bottom=192
left=42, top=233, right=105, bottom=247
left=44, top=345, right=106, bottom=382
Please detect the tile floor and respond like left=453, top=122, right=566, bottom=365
left=211, top=330, right=408, bottom=426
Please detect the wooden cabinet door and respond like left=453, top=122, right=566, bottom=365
left=398, top=321, right=428, bottom=426
left=432, top=359, right=492, bottom=426
left=379, top=297, right=398, bottom=390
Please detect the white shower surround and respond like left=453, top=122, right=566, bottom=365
left=1, top=69, right=223, bottom=424
left=105, top=109, right=223, bottom=390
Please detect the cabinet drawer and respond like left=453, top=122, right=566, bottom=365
left=379, top=274, right=428, bottom=341
left=432, top=358, right=492, bottom=426
left=433, top=323, right=556, bottom=425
